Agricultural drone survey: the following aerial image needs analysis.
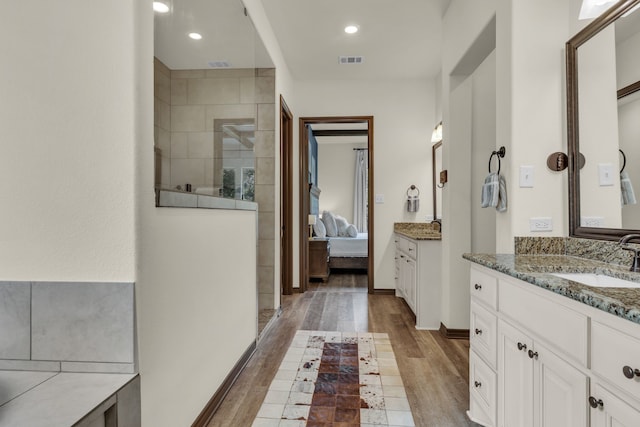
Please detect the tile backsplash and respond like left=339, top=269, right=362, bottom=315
left=515, top=236, right=638, bottom=267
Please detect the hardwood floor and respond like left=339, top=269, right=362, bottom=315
left=206, top=272, right=478, bottom=427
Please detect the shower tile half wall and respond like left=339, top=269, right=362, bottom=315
left=0, top=281, right=136, bottom=374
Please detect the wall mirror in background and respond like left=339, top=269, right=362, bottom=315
left=567, top=0, right=640, bottom=240
left=432, top=141, right=443, bottom=221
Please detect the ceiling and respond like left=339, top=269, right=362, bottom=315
left=154, top=0, right=450, bottom=80
left=260, top=0, right=450, bottom=80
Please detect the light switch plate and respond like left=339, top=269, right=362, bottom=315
left=375, top=194, right=384, bottom=204
left=598, top=163, right=614, bottom=186
left=520, top=165, right=534, bottom=188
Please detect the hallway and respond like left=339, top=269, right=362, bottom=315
left=207, top=274, right=476, bottom=426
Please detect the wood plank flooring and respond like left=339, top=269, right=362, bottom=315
left=206, top=272, right=478, bottom=427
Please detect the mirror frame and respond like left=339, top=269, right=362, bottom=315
left=566, top=0, right=640, bottom=241
left=432, top=141, right=442, bottom=220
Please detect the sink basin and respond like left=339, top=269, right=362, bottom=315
left=552, top=273, right=640, bottom=289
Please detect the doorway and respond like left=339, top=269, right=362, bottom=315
left=299, top=116, right=374, bottom=294
left=280, top=96, right=294, bottom=295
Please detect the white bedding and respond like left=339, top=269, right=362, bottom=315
left=328, top=233, right=368, bottom=257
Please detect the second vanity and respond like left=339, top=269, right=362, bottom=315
left=464, top=252, right=640, bottom=427
left=394, top=222, right=442, bottom=329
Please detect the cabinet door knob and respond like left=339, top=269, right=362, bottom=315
left=474, top=381, right=482, bottom=388
left=474, top=284, right=482, bottom=290
left=622, top=365, right=640, bottom=379
left=475, top=328, right=482, bottom=335
left=528, top=350, right=539, bottom=359
left=588, top=396, right=604, bottom=409
left=517, top=342, right=527, bottom=351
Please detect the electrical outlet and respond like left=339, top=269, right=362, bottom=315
left=375, top=194, right=384, bottom=204
left=581, top=216, right=605, bottom=227
left=529, top=217, right=552, bottom=232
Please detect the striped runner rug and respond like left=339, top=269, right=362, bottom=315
left=252, top=330, right=416, bottom=426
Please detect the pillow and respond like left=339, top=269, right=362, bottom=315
left=322, top=211, right=338, bottom=237
left=334, top=215, right=349, bottom=236
left=313, top=217, right=326, bottom=238
left=346, top=224, right=358, bottom=237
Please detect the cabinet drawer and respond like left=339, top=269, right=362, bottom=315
left=592, top=321, right=640, bottom=402
left=470, top=266, right=498, bottom=310
left=471, top=301, right=497, bottom=369
left=469, top=350, right=497, bottom=426
left=500, top=278, right=588, bottom=366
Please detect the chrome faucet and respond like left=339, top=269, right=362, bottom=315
left=618, top=234, right=640, bottom=272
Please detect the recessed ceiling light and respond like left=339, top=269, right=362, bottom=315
left=153, top=2, right=169, bottom=13
left=344, top=25, right=359, bottom=34
left=188, top=32, right=203, bottom=40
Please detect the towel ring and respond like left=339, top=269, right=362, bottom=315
left=488, top=146, right=506, bottom=174
left=620, top=149, right=627, bottom=173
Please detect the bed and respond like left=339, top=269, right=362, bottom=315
left=328, top=232, right=368, bottom=270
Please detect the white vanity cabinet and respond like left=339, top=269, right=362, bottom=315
left=468, top=264, right=640, bottom=427
left=497, top=319, right=587, bottom=427
left=394, top=234, right=441, bottom=329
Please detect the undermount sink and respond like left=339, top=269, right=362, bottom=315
left=552, top=273, right=640, bottom=289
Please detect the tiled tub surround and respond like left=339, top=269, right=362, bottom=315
left=0, top=281, right=135, bottom=373
left=462, top=253, right=640, bottom=324
left=254, top=331, right=415, bottom=426
left=0, top=371, right=140, bottom=427
left=393, top=222, right=441, bottom=240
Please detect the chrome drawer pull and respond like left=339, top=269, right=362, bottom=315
left=622, top=365, right=640, bottom=379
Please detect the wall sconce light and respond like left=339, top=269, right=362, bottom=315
left=308, top=214, right=317, bottom=239
left=431, top=121, right=443, bottom=143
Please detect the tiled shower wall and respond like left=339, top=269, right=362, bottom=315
left=153, top=58, right=277, bottom=315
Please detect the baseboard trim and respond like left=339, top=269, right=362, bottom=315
left=373, top=289, right=396, bottom=295
left=192, top=340, right=257, bottom=427
left=439, top=322, right=470, bottom=340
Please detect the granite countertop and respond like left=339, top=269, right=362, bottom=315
left=463, top=253, right=640, bottom=324
left=394, top=222, right=441, bottom=241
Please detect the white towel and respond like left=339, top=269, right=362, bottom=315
left=621, top=171, right=637, bottom=205
left=481, top=173, right=499, bottom=208
left=481, top=173, right=507, bottom=212
left=497, top=174, right=508, bottom=212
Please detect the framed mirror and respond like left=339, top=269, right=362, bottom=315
left=566, top=0, right=640, bottom=240
left=432, top=141, right=443, bottom=220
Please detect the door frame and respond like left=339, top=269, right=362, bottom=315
left=299, top=116, right=375, bottom=294
left=280, top=96, right=294, bottom=295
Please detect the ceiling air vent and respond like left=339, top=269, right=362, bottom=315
left=338, top=56, right=364, bottom=64
left=208, top=61, right=231, bottom=68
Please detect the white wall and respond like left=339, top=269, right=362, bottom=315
left=294, top=79, right=435, bottom=289
left=471, top=50, right=497, bottom=254
left=317, top=142, right=367, bottom=223
left=0, top=0, right=136, bottom=282
left=441, top=0, right=496, bottom=330
left=441, top=0, right=571, bottom=329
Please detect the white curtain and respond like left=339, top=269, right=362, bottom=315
left=353, top=149, right=368, bottom=232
